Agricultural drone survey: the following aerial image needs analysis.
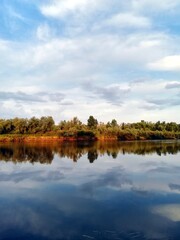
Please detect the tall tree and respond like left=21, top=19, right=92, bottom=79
left=87, top=116, right=98, bottom=129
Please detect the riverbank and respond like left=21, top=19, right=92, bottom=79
left=0, top=135, right=98, bottom=143
left=0, top=131, right=179, bottom=142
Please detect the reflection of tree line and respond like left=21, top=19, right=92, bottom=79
left=0, top=144, right=54, bottom=164
left=116, top=141, right=180, bottom=156
left=0, top=141, right=180, bottom=164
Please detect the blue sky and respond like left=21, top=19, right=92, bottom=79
left=1, top=0, right=180, bottom=123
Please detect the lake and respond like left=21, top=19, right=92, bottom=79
left=0, top=140, right=180, bottom=240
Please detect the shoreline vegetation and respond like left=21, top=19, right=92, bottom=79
left=0, top=116, right=180, bottom=142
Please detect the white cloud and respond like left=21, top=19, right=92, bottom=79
left=165, top=81, right=180, bottom=89
left=0, top=27, right=176, bottom=109
left=148, top=55, right=180, bottom=71
left=0, top=31, right=168, bottom=90
left=132, top=0, right=180, bottom=12
left=152, top=204, right=180, bottom=222
left=106, top=12, right=151, bottom=29
left=39, top=0, right=180, bottom=20
left=40, top=0, right=99, bottom=18
left=0, top=78, right=180, bottom=123
left=36, top=24, right=52, bottom=41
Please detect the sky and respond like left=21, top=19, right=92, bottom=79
left=1, top=0, right=180, bottom=123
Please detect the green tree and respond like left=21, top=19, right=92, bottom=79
left=0, top=119, right=5, bottom=134
left=4, top=119, right=14, bottom=133
left=27, top=117, right=41, bottom=134
left=40, top=116, right=55, bottom=133
left=13, top=118, right=28, bottom=134
left=87, top=116, right=98, bottom=129
left=111, top=119, right=118, bottom=127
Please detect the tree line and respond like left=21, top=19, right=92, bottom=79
left=0, top=116, right=180, bottom=140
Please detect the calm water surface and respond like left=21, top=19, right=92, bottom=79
left=0, top=140, right=180, bottom=240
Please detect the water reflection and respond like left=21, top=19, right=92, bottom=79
left=0, top=140, right=180, bottom=164
left=0, top=144, right=54, bottom=164
left=0, top=141, right=180, bottom=239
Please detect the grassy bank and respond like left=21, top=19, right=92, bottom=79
left=0, top=134, right=97, bottom=143
left=0, top=130, right=179, bottom=143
